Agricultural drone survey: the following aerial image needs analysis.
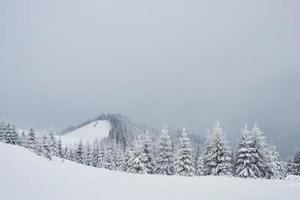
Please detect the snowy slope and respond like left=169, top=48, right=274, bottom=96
left=1, top=143, right=300, bottom=200
left=59, top=120, right=111, bottom=145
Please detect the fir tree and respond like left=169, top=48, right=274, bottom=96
left=42, top=135, right=52, bottom=160
left=176, top=128, right=194, bottom=176
left=234, top=125, right=260, bottom=178
left=155, top=127, right=175, bottom=175
left=203, top=122, right=232, bottom=176
left=291, top=151, right=300, bottom=176
left=84, top=141, right=93, bottom=166
left=127, top=138, right=147, bottom=174
left=141, top=133, right=155, bottom=174
left=124, top=147, right=134, bottom=172
left=5, top=124, right=19, bottom=145
left=103, top=142, right=114, bottom=170
left=92, top=139, right=101, bottom=167
left=49, top=132, right=57, bottom=157
left=20, top=131, right=28, bottom=148
left=265, top=145, right=284, bottom=179
left=0, top=122, right=8, bottom=142
left=57, top=139, right=63, bottom=158
left=195, top=155, right=205, bottom=176
left=75, top=141, right=85, bottom=164
left=27, top=128, right=37, bottom=152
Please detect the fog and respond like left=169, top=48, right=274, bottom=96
left=1, top=0, right=299, bottom=157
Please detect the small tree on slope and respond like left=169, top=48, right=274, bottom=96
left=141, top=133, right=155, bottom=174
left=75, top=141, right=85, bottom=164
left=27, top=128, right=37, bottom=152
left=176, top=128, right=194, bottom=176
left=203, top=122, right=232, bottom=176
left=5, top=124, right=20, bottom=145
left=155, top=127, right=175, bottom=175
left=42, top=135, right=52, bottom=160
left=291, top=151, right=300, bottom=176
left=127, top=137, right=147, bottom=174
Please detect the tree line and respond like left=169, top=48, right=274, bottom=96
left=0, top=121, right=300, bottom=178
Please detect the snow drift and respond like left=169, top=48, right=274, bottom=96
left=0, top=143, right=299, bottom=200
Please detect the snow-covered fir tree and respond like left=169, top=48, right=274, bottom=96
left=127, top=137, right=147, bottom=174
left=123, top=147, right=134, bottom=172
left=234, top=125, right=259, bottom=178
left=141, top=133, right=155, bottom=174
left=113, top=146, right=124, bottom=171
left=56, top=139, right=63, bottom=158
left=49, top=132, right=57, bottom=157
left=91, top=139, right=101, bottom=167
left=176, top=128, right=194, bottom=176
left=265, top=144, right=284, bottom=179
left=291, top=151, right=300, bottom=176
left=27, top=128, right=37, bottom=152
left=84, top=141, right=93, bottom=166
left=103, top=142, right=114, bottom=170
left=250, top=124, right=269, bottom=178
left=195, top=155, right=205, bottom=176
left=20, top=131, right=28, bottom=148
left=5, top=124, right=19, bottom=145
left=203, top=122, right=232, bottom=176
left=0, top=122, right=7, bottom=142
left=75, top=141, right=85, bottom=164
left=42, top=135, right=52, bottom=160
left=155, top=127, right=175, bottom=175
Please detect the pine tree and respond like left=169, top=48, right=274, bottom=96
left=92, top=139, right=101, bottom=167
left=251, top=124, right=269, bottom=178
left=27, top=128, right=37, bottom=152
left=203, top=122, right=232, bottom=176
left=113, top=146, right=124, bottom=171
left=56, top=139, right=63, bottom=158
left=0, top=122, right=8, bottom=142
left=5, top=124, right=20, bottom=145
left=176, top=128, right=194, bottom=176
left=84, top=141, right=93, bottom=166
left=49, top=132, right=57, bottom=157
left=75, top=141, right=85, bottom=164
left=234, top=125, right=260, bottom=178
left=291, top=151, right=300, bottom=176
left=141, top=133, right=155, bottom=174
left=265, top=145, right=284, bottom=179
left=155, top=127, right=175, bottom=175
left=195, top=155, right=205, bottom=176
left=103, top=142, right=114, bottom=170
left=124, top=147, right=134, bottom=172
left=127, top=138, right=147, bottom=174
left=42, top=135, right=52, bottom=160
left=20, top=131, right=28, bottom=148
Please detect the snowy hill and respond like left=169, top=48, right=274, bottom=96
left=59, top=120, right=111, bottom=145
left=1, top=142, right=300, bottom=200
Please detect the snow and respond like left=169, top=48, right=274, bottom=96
left=59, top=120, right=111, bottom=145
left=1, top=143, right=299, bottom=200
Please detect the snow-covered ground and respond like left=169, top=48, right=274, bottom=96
left=59, top=120, right=111, bottom=145
left=1, top=143, right=299, bottom=200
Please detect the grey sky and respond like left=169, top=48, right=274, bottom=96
left=1, top=0, right=299, bottom=157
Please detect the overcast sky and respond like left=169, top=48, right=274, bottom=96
left=1, top=0, right=299, bottom=157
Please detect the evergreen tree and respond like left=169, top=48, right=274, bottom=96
left=203, top=122, right=232, bottom=176
left=20, top=131, right=28, bottom=148
left=291, top=151, right=300, bottom=176
left=195, top=155, right=205, bottom=176
left=113, top=146, right=124, bottom=171
left=92, top=139, right=101, bottom=167
left=27, top=128, right=37, bottom=152
left=75, top=141, right=85, bottom=164
left=42, top=135, right=52, bottom=160
left=127, top=138, right=147, bottom=174
left=56, top=139, right=63, bottom=158
left=176, top=128, right=194, bottom=176
left=5, top=124, right=20, bottom=145
left=84, top=141, right=93, bottom=166
left=155, top=127, right=175, bottom=175
left=234, top=125, right=260, bottom=178
left=141, top=133, right=155, bottom=174
left=124, top=147, right=134, bottom=172
left=49, top=132, right=57, bottom=157
left=265, top=145, right=284, bottom=179
left=251, top=124, right=269, bottom=178
left=0, top=122, right=8, bottom=142
left=103, top=142, right=114, bottom=170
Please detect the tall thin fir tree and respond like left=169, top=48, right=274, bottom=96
left=203, top=122, right=232, bottom=176
left=42, top=135, right=52, bottom=160
left=92, top=139, right=101, bottom=167
left=291, top=151, right=300, bottom=176
left=113, top=146, right=124, bottom=171
left=84, top=141, right=93, bottom=166
left=56, top=138, right=63, bottom=158
left=251, top=124, right=269, bottom=178
left=75, top=141, right=85, bottom=164
left=155, top=127, right=175, bottom=175
left=27, top=128, right=37, bottom=152
left=195, top=155, right=205, bottom=176
left=234, top=124, right=259, bottom=178
left=176, top=128, right=195, bottom=176
left=124, top=146, right=134, bottom=172
left=103, top=142, right=114, bottom=170
left=20, top=131, right=28, bottom=148
left=265, top=144, right=284, bottom=179
left=0, top=122, right=8, bottom=142
left=49, top=132, right=57, bottom=157
left=141, top=133, right=155, bottom=174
